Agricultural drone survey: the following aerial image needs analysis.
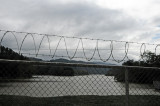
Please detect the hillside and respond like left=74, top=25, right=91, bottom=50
left=0, top=46, right=111, bottom=76
left=0, top=46, right=32, bottom=78
left=50, top=58, right=111, bottom=75
left=0, top=46, right=29, bottom=60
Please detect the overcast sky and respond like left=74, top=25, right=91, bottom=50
left=0, top=0, right=160, bottom=62
left=0, top=0, right=160, bottom=42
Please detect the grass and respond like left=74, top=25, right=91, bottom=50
left=0, top=95, right=160, bottom=106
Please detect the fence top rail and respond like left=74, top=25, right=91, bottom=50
left=0, top=59, right=160, bottom=70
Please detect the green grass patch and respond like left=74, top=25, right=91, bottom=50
left=0, top=95, right=160, bottom=106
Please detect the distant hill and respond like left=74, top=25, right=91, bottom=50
left=0, top=46, right=33, bottom=78
left=0, top=46, right=44, bottom=62
left=50, top=58, right=94, bottom=64
left=50, top=58, right=111, bottom=75
left=50, top=58, right=114, bottom=65
left=0, top=46, right=29, bottom=60
left=29, top=57, right=42, bottom=61
left=0, top=46, right=111, bottom=76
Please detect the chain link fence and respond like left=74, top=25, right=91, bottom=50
left=0, top=59, right=160, bottom=106
left=1, top=30, right=160, bottom=106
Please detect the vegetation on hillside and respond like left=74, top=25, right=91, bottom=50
left=0, top=46, right=89, bottom=78
left=0, top=46, right=29, bottom=60
left=0, top=46, right=33, bottom=78
left=123, top=51, right=160, bottom=67
left=33, top=66, right=75, bottom=76
left=106, top=51, right=160, bottom=83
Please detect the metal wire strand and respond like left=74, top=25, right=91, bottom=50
left=0, top=29, right=160, bottom=63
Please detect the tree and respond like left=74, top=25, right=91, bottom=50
left=123, top=51, right=160, bottom=67
left=0, top=46, right=32, bottom=78
left=111, top=51, right=160, bottom=84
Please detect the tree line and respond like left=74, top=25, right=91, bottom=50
left=107, top=51, right=160, bottom=84
left=0, top=46, right=32, bottom=78
left=0, top=46, right=87, bottom=78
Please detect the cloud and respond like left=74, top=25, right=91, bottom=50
left=0, top=0, right=160, bottom=62
left=0, top=0, right=139, bottom=40
left=153, top=17, right=160, bottom=27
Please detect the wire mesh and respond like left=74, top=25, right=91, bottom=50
left=0, top=30, right=160, bottom=106
left=0, top=60, right=160, bottom=106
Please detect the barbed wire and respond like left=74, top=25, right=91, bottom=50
left=1, top=48, right=145, bottom=50
left=20, top=52, right=126, bottom=62
left=0, top=29, right=160, bottom=63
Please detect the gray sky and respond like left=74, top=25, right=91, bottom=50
left=0, top=0, right=160, bottom=62
left=0, top=0, right=160, bottom=42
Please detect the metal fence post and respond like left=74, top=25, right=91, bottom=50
left=125, top=67, right=129, bottom=106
